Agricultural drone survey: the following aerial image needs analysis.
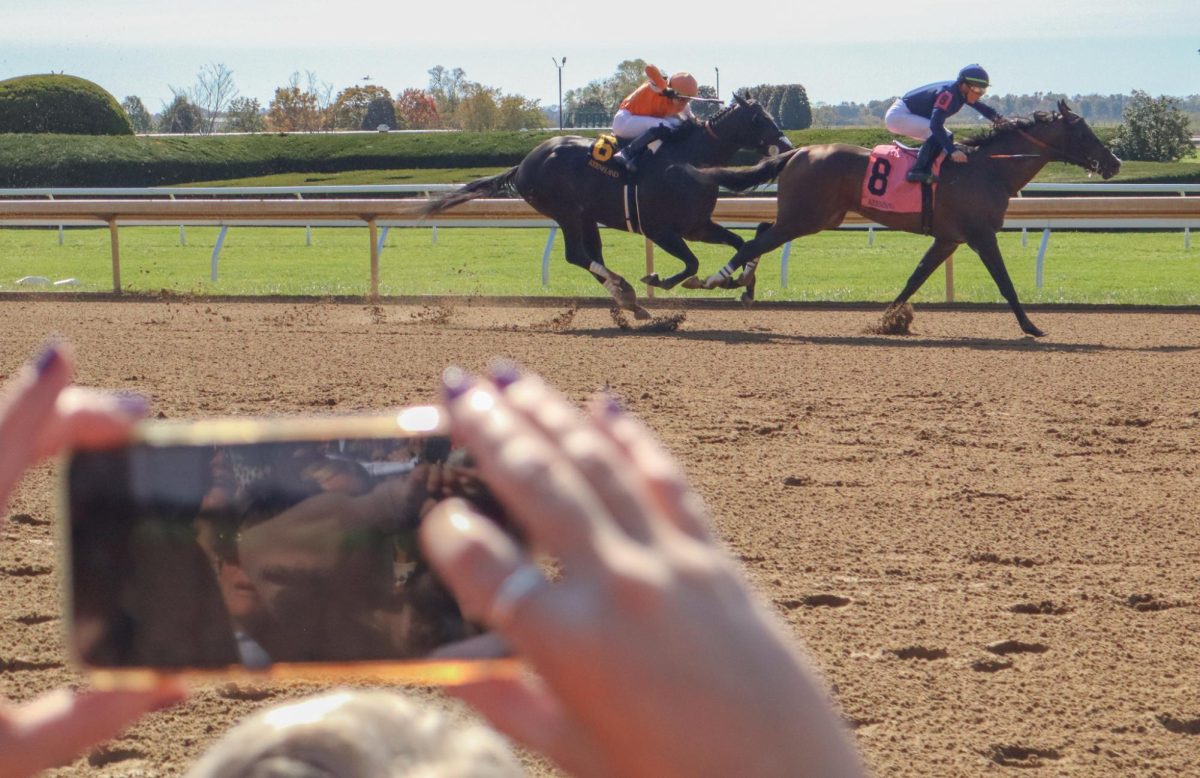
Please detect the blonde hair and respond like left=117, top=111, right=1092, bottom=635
left=186, top=690, right=523, bottom=778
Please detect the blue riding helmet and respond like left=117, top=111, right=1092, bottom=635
left=958, top=64, right=990, bottom=88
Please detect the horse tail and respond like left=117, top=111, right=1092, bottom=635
left=421, top=166, right=520, bottom=217
left=695, top=149, right=800, bottom=192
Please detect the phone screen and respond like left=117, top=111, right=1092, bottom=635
left=64, top=422, right=512, bottom=677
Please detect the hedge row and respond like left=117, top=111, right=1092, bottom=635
left=0, top=124, right=1169, bottom=189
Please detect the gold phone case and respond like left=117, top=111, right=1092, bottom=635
left=61, top=408, right=520, bottom=689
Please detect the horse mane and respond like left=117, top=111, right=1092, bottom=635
left=961, top=110, right=1059, bottom=149
left=707, top=100, right=751, bottom=130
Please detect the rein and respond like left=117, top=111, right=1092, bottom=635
left=1008, top=125, right=1098, bottom=172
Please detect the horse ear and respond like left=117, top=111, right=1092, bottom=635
left=734, top=93, right=750, bottom=108
left=1058, top=99, right=1080, bottom=124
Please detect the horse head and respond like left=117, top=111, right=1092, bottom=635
left=1054, top=100, right=1120, bottom=179
left=711, top=95, right=793, bottom=158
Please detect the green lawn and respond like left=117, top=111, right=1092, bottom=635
left=1, top=224, right=1196, bottom=305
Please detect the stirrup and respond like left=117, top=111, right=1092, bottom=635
left=906, top=170, right=936, bottom=184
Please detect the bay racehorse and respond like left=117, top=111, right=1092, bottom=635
left=691, top=100, right=1120, bottom=336
left=421, top=96, right=791, bottom=318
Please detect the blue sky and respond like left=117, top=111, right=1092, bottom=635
left=0, top=0, right=1195, bottom=111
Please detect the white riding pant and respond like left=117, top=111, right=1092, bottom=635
left=884, top=99, right=933, bottom=141
left=612, top=109, right=683, bottom=139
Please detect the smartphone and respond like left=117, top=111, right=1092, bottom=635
left=61, top=407, right=519, bottom=688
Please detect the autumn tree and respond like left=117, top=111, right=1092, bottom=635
left=497, top=94, right=547, bottom=130
left=427, top=65, right=467, bottom=118
left=456, top=83, right=499, bottom=131
left=394, top=89, right=440, bottom=129
left=267, top=73, right=323, bottom=132
left=330, top=84, right=391, bottom=130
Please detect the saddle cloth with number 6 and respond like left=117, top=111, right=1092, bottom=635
left=860, top=143, right=943, bottom=213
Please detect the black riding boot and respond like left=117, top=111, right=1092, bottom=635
left=906, top=138, right=941, bottom=184
left=611, top=124, right=676, bottom=175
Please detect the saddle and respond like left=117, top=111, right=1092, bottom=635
left=860, top=143, right=943, bottom=234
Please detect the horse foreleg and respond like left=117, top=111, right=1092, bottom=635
left=889, top=237, right=959, bottom=318
left=573, top=219, right=650, bottom=319
left=967, top=231, right=1044, bottom=337
left=640, top=231, right=701, bottom=290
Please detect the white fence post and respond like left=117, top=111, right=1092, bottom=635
left=541, top=226, right=557, bottom=287
left=780, top=241, right=792, bottom=288
left=1035, top=228, right=1051, bottom=288
left=210, top=225, right=228, bottom=281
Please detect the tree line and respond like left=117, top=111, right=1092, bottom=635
left=115, top=61, right=1195, bottom=163
left=122, top=63, right=548, bottom=134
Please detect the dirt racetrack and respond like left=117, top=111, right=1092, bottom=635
left=1, top=297, right=1198, bottom=776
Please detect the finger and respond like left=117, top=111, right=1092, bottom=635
left=3, top=685, right=184, bottom=775
left=587, top=394, right=712, bottom=542
left=442, top=370, right=610, bottom=564
left=450, top=676, right=612, bottom=778
left=491, top=366, right=656, bottom=543
left=39, top=388, right=145, bottom=457
left=420, top=497, right=551, bottom=637
left=0, top=345, right=74, bottom=507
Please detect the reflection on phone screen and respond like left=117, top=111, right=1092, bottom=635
left=67, top=435, right=510, bottom=671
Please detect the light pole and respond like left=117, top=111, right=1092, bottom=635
left=553, top=56, right=567, bottom=130
left=715, top=67, right=720, bottom=100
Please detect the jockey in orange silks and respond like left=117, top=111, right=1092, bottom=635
left=610, top=65, right=700, bottom=174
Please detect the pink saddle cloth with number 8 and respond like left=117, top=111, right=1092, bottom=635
left=860, top=143, right=942, bottom=213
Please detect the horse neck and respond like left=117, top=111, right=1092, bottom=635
left=979, top=128, right=1056, bottom=194
left=677, top=124, right=740, bottom=166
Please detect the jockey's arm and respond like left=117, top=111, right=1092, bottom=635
left=972, top=100, right=1000, bottom=122
left=644, top=65, right=669, bottom=92
left=927, top=108, right=957, bottom=155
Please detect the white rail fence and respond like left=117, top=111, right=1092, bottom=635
left=0, top=185, right=1197, bottom=300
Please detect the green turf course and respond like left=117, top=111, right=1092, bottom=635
left=1, top=224, right=1196, bottom=306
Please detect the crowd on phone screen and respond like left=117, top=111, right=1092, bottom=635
left=0, top=343, right=865, bottom=777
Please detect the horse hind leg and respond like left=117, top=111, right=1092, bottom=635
left=640, top=231, right=701, bottom=290
left=575, top=219, right=650, bottom=319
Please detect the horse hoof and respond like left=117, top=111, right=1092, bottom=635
left=632, top=306, right=652, bottom=320
left=640, top=274, right=662, bottom=287
left=680, top=277, right=704, bottom=290
left=1024, top=326, right=1047, bottom=338
left=740, top=289, right=756, bottom=305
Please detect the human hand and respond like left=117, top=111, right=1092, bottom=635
left=0, top=343, right=186, bottom=777
left=421, top=365, right=864, bottom=778
left=950, top=150, right=968, bottom=163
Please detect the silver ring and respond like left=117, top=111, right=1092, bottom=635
left=487, top=564, right=544, bottom=628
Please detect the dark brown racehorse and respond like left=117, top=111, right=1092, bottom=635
left=691, top=100, right=1120, bottom=336
left=421, top=96, right=791, bottom=318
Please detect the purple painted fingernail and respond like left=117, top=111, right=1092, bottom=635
left=441, top=366, right=473, bottom=400
left=488, top=359, right=521, bottom=389
left=34, top=344, right=61, bottom=376
left=115, top=392, right=150, bottom=417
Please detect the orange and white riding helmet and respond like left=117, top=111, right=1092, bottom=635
left=667, top=72, right=699, bottom=99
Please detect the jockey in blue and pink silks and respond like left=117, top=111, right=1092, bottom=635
left=884, top=64, right=1004, bottom=184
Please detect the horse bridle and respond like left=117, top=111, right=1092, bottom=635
left=703, top=112, right=788, bottom=156
left=1013, top=125, right=1102, bottom=174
